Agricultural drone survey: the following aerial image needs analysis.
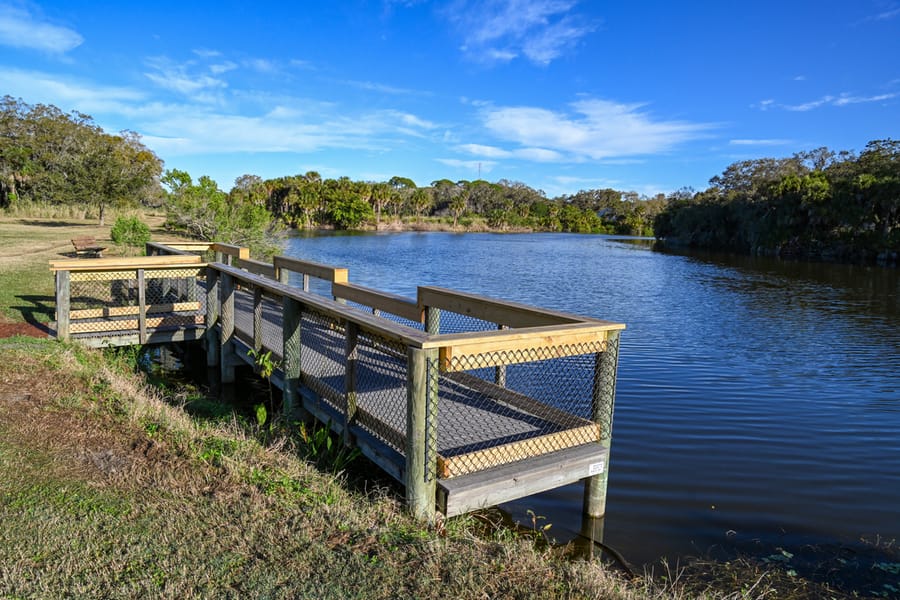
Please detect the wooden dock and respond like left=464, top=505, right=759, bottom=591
left=50, top=242, right=625, bottom=520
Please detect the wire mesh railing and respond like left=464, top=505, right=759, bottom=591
left=53, top=244, right=624, bottom=519
left=53, top=259, right=207, bottom=343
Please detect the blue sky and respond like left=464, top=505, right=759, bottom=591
left=1, top=1, right=899, bottom=197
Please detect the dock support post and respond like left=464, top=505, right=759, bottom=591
left=495, top=324, right=508, bottom=387
left=137, top=269, right=147, bottom=344
left=205, top=267, right=220, bottom=368
left=219, top=272, right=236, bottom=384
left=253, top=285, right=263, bottom=351
left=276, top=262, right=289, bottom=286
left=55, top=270, right=70, bottom=341
left=282, top=297, right=309, bottom=421
left=583, top=330, right=621, bottom=518
left=344, top=322, right=359, bottom=446
left=425, top=306, right=440, bottom=335
left=405, top=346, right=438, bottom=522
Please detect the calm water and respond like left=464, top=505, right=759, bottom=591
left=284, top=231, right=900, bottom=565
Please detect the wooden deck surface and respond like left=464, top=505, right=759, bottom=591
left=231, top=290, right=600, bottom=478
left=67, top=278, right=602, bottom=483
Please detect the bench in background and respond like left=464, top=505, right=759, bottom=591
left=71, top=237, right=108, bottom=258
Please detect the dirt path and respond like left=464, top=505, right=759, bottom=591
left=0, top=321, right=46, bottom=338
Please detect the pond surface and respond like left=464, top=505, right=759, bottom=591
left=284, top=231, right=900, bottom=566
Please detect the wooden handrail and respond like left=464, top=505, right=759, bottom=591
left=235, top=257, right=276, bottom=279
left=332, top=281, right=424, bottom=323
left=49, top=255, right=202, bottom=272
left=273, top=255, right=348, bottom=284
left=212, top=243, right=250, bottom=260
left=417, top=286, right=593, bottom=328
left=424, top=321, right=626, bottom=372
left=145, top=241, right=204, bottom=256
left=211, top=263, right=428, bottom=347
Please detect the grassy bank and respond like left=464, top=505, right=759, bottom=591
left=0, top=214, right=878, bottom=598
left=1, top=337, right=645, bottom=598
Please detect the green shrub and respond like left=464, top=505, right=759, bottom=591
left=110, top=215, right=151, bottom=249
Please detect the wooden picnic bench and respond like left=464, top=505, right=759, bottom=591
left=71, top=237, right=108, bottom=258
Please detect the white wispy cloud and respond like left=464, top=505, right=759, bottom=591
left=457, top=143, right=512, bottom=158
left=2, top=66, right=442, bottom=158
left=337, top=79, right=427, bottom=96
left=479, top=99, right=715, bottom=159
left=0, top=4, right=82, bottom=53
left=457, top=143, right=563, bottom=162
left=0, top=66, right=145, bottom=115
left=757, top=91, right=899, bottom=111
left=443, top=0, right=595, bottom=65
left=436, top=158, right=497, bottom=172
left=729, top=138, right=793, bottom=146
left=144, top=56, right=228, bottom=97
left=856, top=3, right=900, bottom=23
left=210, top=61, right=238, bottom=75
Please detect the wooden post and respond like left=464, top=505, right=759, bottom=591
left=583, top=331, right=620, bottom=518
left=282, top=297, right=308, bottom=421
left=302, top=273, right=310, bottom=293
left=219, top=272, right=236, bottom=384
left=276, top=265, right=289, bottom=285
left=55, top=270, right=70, bottom=341
left=253, top=285, right=263, bottom=351
left=344, top=322, right=359, bottom=445
left=495, top=324, right=507, bottom=387
left=137, top=269, right=147, bottom=344
left=214, top=250, right=224, bottom=265
left=425, top=306, right=440, bottom=335
left=405, top=347, right=438, bottom=522
left=205, top=267, right=220, bottom=368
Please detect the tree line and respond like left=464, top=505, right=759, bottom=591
left=217, top=172, right=662, bottom=235
left=8, top=96, right=894, bottom=265
left=653, top=141, right=899, bottom=264
left=0, top=96, right=162, bottom=225
left=0, top=97, right=660, bottom=253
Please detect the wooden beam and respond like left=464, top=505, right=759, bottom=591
left=70, top=301, right=202, bottom=320
left=431, top=322, right=624, bottom=372
left=418, top=286, right=591, bottom=328
left=405, top=347, right=437, bottom=522
left=282, top=296, right=307, bottom=420
left=145, top=242, right=204, bottom=256
left=236, top=257, right=276, bottom=279
left=439, top=444, right=608, bottom=517
left=211, top=264, right=428, bottom=348
left=73, top=327, right=206, bottom=348
left=273, top=256, right=348, bottom=284
left=50, top=255, right=201, bottom=271
left=211, top=243, right=250, bottom=261
left=584, top=330, right=621, bottom=519
left=69, top=315, right=204, bottom=333
left=205, top=267, right=220, bottom=369
left=437, top=423, right=600, bottom=479
left=332, top=282, right=423, bottom=323
left=55, top=270, right=70, bottom=341
left=344, top=322, right=359, bottom=446
left=137, top=269, right=147, bottom=344
left=66, top=267, right=203, bottom=282
left=220, top=272, right=236, bottom=384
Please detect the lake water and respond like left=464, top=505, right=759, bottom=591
left=283, top=231, right=900, bottom=566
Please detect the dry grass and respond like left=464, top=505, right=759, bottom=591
left=0, top=338, right=666, bottom=599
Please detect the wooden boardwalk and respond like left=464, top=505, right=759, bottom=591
left=51, top=243, right=625, bottom=520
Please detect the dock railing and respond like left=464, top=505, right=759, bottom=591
left=50, top=255, right=207, bottom=346
left=51, top=242, right=624, bottom=521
